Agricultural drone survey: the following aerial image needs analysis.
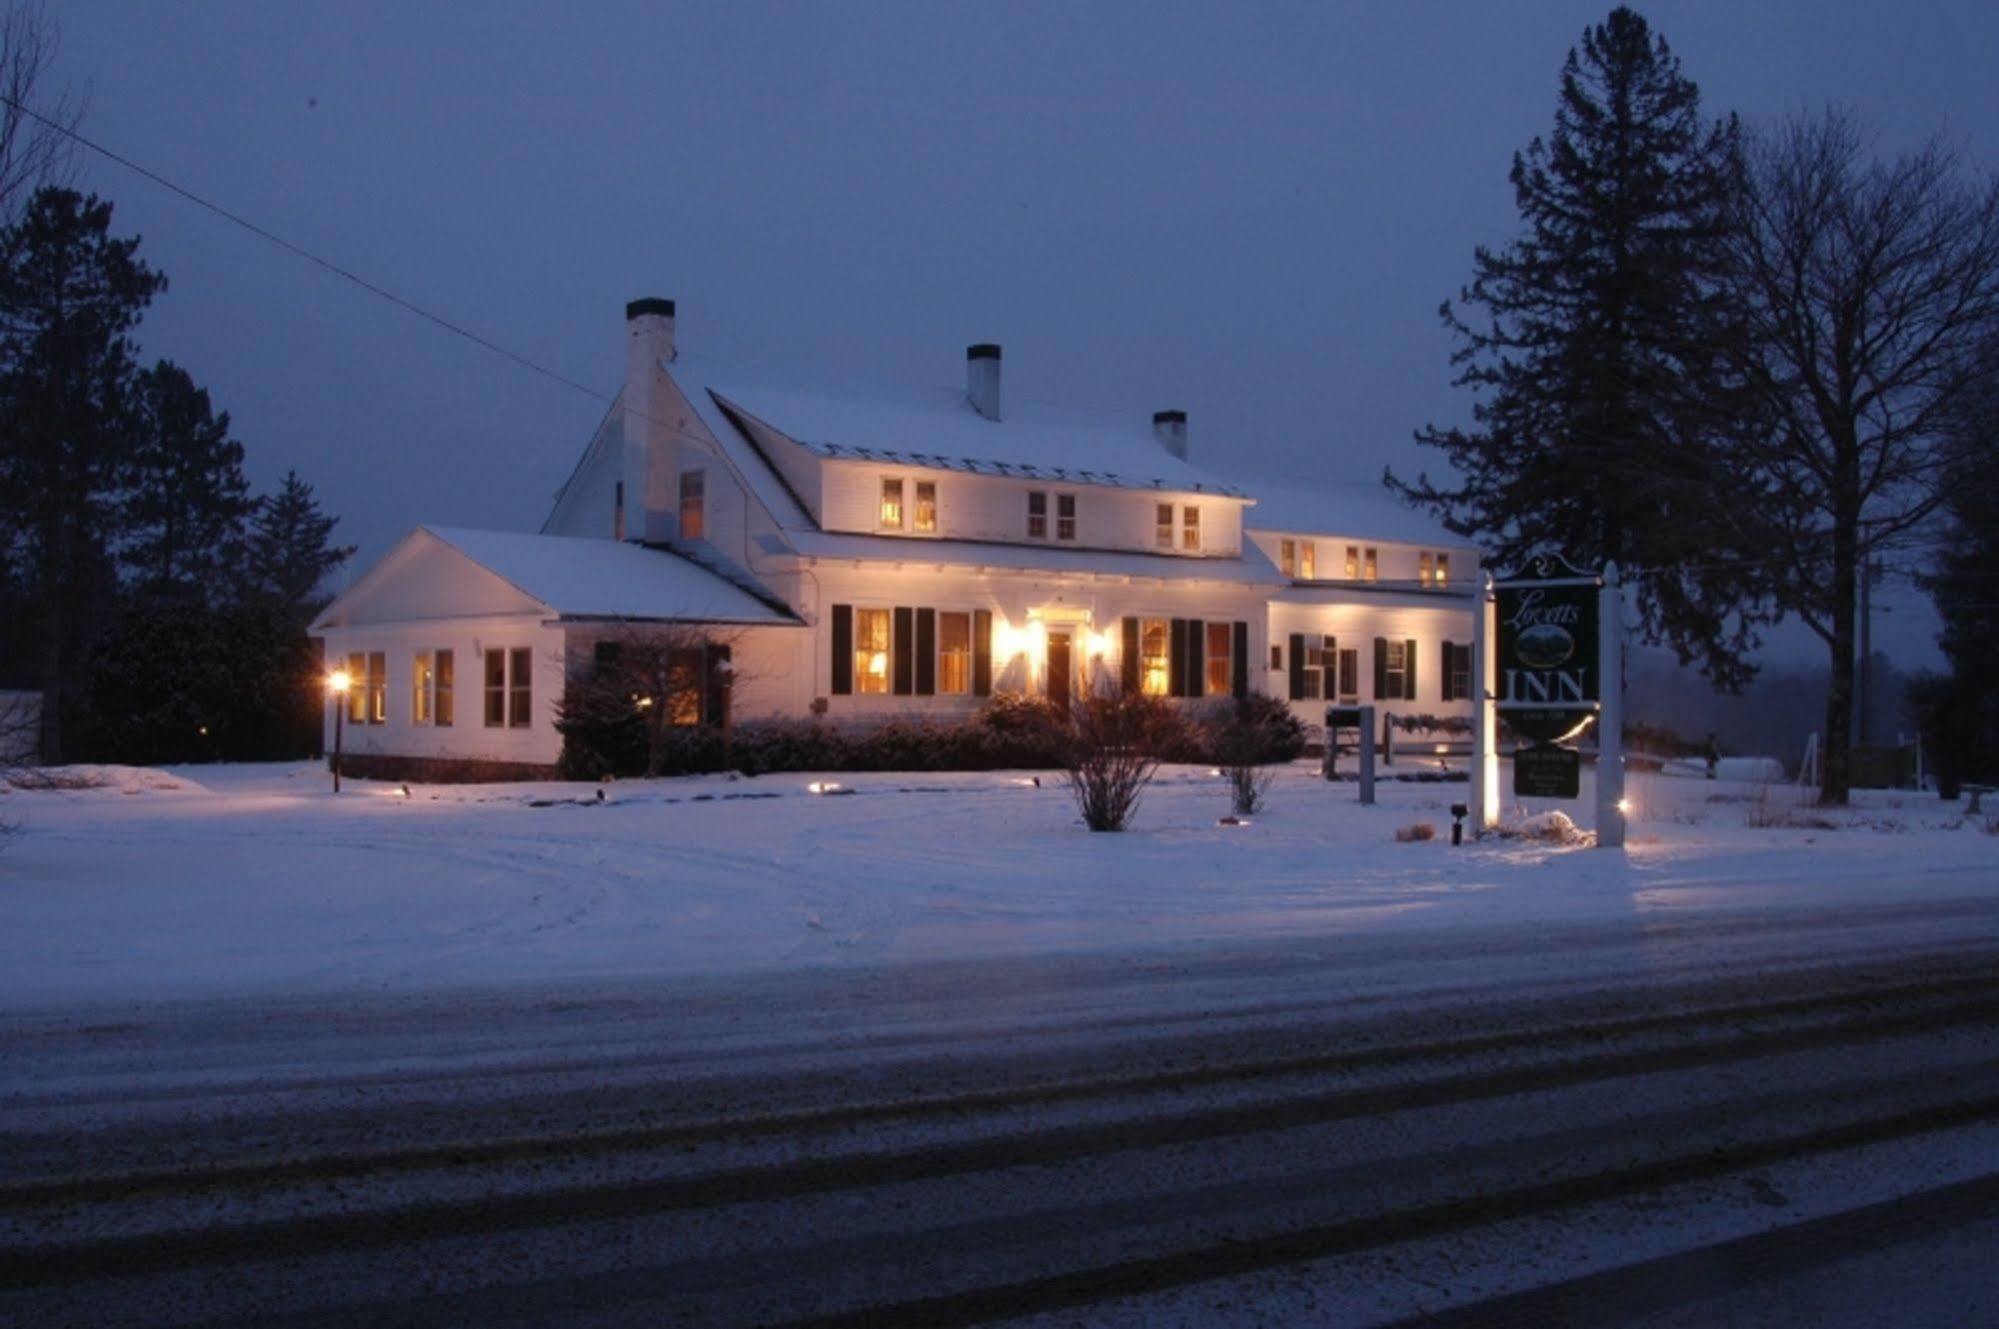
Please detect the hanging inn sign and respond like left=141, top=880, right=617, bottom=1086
left=1494, top=552, right=1601, bottom=799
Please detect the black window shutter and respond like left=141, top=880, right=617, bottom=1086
left=1184, top=619, right=1206, bottom=697
left=704, top=643, right=732, bottom=727
left=1169, top=619, right=1188, bottom=697
left=1341, top=647, right=1358, bottom=699
left=1441, top=639, right=1456, bottom=701
left=1322, top=635, right=1338, bottom=701
left=830, top=605, right=853, bottom=695
left=1121, top=617, right=1140, bottom=694
left=1373, top=637, right=1388, bottom=700
left=1405, top=639, right=1418, bottom=701
left=1231, top=621, right=1249, bottom=700
left=972, top=610, right=992, bottom=696
left=915, top=609, right=936, bottom=696
left=1288, top=633, right=1305, bottom=700
left=893, top=607, right=915, bottom=695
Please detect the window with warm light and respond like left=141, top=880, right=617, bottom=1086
left=879, top=478, right=904, bottom=529
left=1364, top=547, right=1379, bottom=581
left=855, top=609, right=891, bottom=694
left=1056, top=493, right=1076, bottom=541
left=434, top=649, right=454, bottom=725
left=1300, top=541, right=1317, bottom=579
left=1205, top=622, right=1232, bottom=696
left=1181, top=505, right=1200, bottom=551
left=914, top=481, right=937, bottom=533
left=1140, top=618, right=1171, bottom=696
left=1026, top=491, right=1047, bottom=539
left=1301, top=637, right=1328, bottom=701
left=346, top=652, right=366, bottom=723
left=1280, top=539, right=1296, bottom=577
left=1418, top=551, right=1433, bottom=586
left=367, top=651, right=386, bottom=724
left=1155, top=503, right=1174, bottom=549
left=1436, top=552, right=1451, bottom=587
left=1344, top=545, right=1359, bottom=579
left=667, top=648, right=702, bottom=726
left=938, top=611, right=971, bottom=693
left=679, top=469, right=705, bottom=540
left=413, top=652, right=435, bottom=724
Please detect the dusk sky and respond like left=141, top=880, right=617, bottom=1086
left=50, top=1, right=1999, bottom=669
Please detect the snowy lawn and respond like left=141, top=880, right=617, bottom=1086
left=0, top=760, right=1994, bottom=1010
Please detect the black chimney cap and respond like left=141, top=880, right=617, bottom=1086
left=626, top=297, right=676, bottom=320
left=1153, top=409, right=1187, bottom=424
left=966, top=343, right=1002, bottom=360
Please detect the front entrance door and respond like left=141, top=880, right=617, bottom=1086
left=1046, top=631, right=1072, bottom=712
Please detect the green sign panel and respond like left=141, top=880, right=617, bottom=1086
left=1495, top=553, right=1600, bottom=744
left=1514, top=742, right=1582, bottom=799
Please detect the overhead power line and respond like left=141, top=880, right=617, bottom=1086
left=0, top=94, right=612, bottom=406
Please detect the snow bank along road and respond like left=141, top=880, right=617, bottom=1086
left=4, top=916, right=1999, bottom=1325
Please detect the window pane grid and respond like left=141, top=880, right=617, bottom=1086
left=915, top=481, right=936, bottom=533
left=855, top=609, right=890, bottom=694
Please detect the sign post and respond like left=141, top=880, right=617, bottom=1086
left=1488, top=552, right=1623, bottom=850
left=1471, top=572, right=1497, bottom=833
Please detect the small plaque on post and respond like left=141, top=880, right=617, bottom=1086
left=1513, top=742, right=1581, bottom=799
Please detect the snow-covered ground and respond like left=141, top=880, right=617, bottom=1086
left=0, top=759, right=1993, bottom=1011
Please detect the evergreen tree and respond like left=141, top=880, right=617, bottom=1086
left=1391, top=7, right=1768, bottom=688
left=121, top=359, right=251, bottom=603
left=0, top=187, right=165, bottom=760
left=241, top=469, right=353, bottom=623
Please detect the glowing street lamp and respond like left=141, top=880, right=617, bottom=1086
left=327, top=668, right=352, bottom=793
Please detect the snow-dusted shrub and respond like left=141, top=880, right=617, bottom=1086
left=1213, top=716, right=1278, bottom=816
left=1060, top=690, right=1172, bottom=832
left=1161, top=696, right=1305, bottom=766
left=1501, top=810, right=1588, bottom=844
left=1394, top=822, right=1437, bottom=842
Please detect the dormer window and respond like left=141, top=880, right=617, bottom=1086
left=678, top=469, right=705, bottom=540
left=1280, top=539, right=1295, bottom=577
left=1345, top=545, right=1359, bottom=579
left=880, top=478, right=905, bottom=529
left=1299, top=540, right=1316, bottom=579
left=1027, top=490, right=1048, bottom=539
left=914, top=481, right=937, bottom=533
left=1155, top=503, right=1173, bottom=549
left=1181, top=505, right=1200, bottom=551
left=1056, top=493, right=1076, bottom=541
left=1365, top=547, right=1379, bottom=581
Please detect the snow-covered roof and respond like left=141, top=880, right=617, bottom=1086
left=422, top=526, right=799, bottom=625
left=1241, top=478, right=1478, bottom=550
left=766, top=528, right=1286, bottom=587
left=669, top=354, right=1248, bottom=499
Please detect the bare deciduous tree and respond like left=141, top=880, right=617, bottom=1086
left=564, top=621, right=750, bottom=778
left=1723, top=110, right=1999, bottom=804
left=0, top=2, right=80, bottom=220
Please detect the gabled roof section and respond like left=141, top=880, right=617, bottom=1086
left=669, top=353, right=1248, bottom=499
left=1243, top=479, right=1480, bottom=551
left=314, top=526, right=800, bottom=631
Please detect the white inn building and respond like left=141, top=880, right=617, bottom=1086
left=313, top=300, right=1482, bottom=779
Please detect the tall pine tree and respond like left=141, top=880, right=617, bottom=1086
left=121, top=359, right=252, bottom=603
left=1391, top=7, right=1768, bottom=688
left=241, top=470, right=353, bottom=624
left=0, top=187, right=165, bottom=760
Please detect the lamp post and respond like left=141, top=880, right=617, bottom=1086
left=327, top=668, right=352, bottom=793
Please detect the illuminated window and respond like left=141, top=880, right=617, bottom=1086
left=367, top=651, right=386, bottom=724
left=667, top=649, right=702, bottom=726
left=1140, top=618, right=1171, bottom=696
left=1155, top=503, right=1174, bottom=549
left=1300, top=540, right=1316, bottom=579
left=1344, top=545, right=1359, bottom=579
left=412, top=651, right=441, bottom=725
left=1027, top=491, right=1047, bottom=539
left=914, top=481, right=937, bottom=533
left=1364, top=547, right=1379, bottom=581
left=880, top=478, right=904, bottom=529
left=1056, top=493, right=1076, bottom=541
left=433, top=649, right=454, bottom=726
left=1436, top=552, right=1451, bottom=587
left=346, top=652, right=367, bottom=724
left=1181, top=505, right=1200, bottom=551
left=679, top=469, right=705, bottom=540
left=1301, top=636, right=1329, bottom=701
left=855, top=608, right=891, bottom=694
left=1205, top=622, right=1232, bottom=696
left=938, top=611, right=971, bottom=694
left=1280, top=539, right=1296, bottom=577
left=1418, top=551, right=1433, bottom=586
